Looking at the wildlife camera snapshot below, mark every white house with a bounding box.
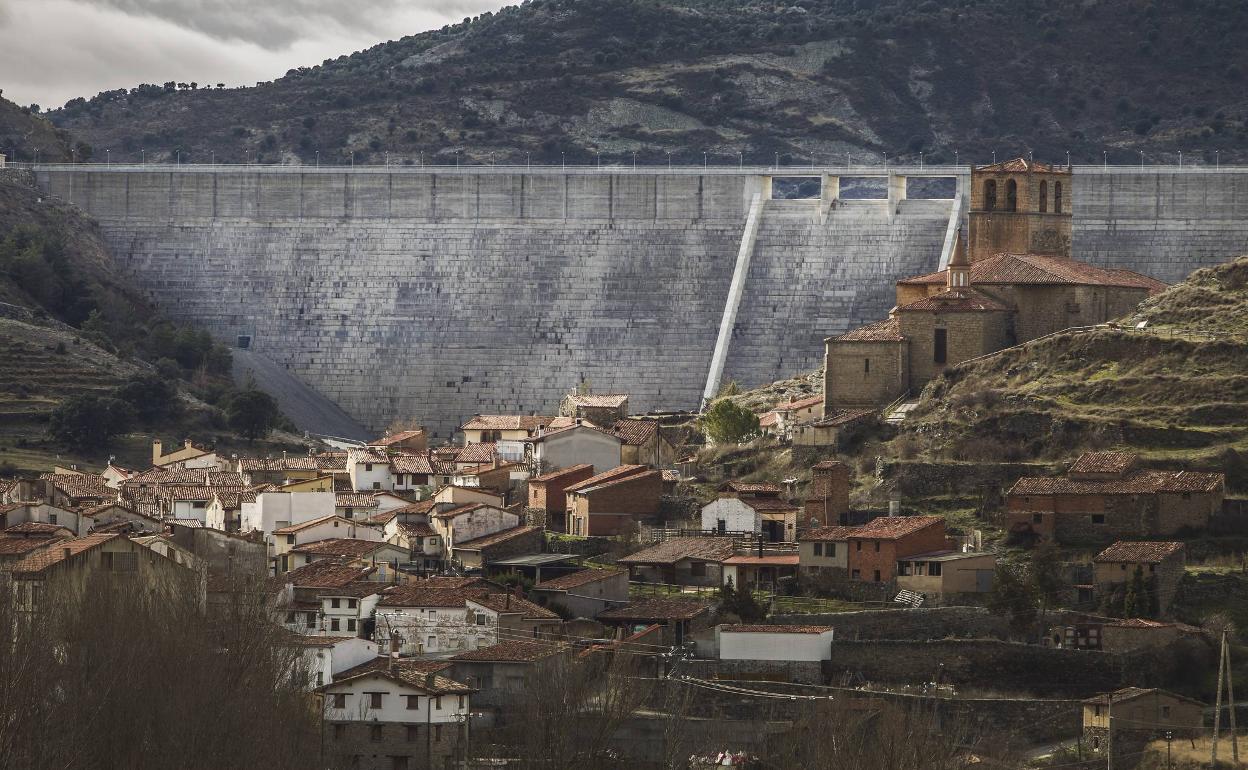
[717,625,835,662]
[288,636,379,690]
[239,491,336,535]
[320,658,473,730]
[429,504,520,553]
[525,424,623,475]
[700,485,801,542]
[347,448,393,492]
[272,515,385,572]
[318,584,385,636]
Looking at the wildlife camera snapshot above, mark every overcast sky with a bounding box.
[0,0,510,109]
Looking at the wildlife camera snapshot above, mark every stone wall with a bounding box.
[769,606,1014,640]
[879,460,1062,499]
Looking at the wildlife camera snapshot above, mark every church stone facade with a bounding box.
[824,159,1167,411]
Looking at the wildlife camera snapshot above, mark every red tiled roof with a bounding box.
[719,481,783,495]
[450,640,564,662]
[453,525,541,551]
[289,538,389,557]
[5,521,71,535]
[896,288,1008,313]
[564,465,652,494]
[238,456,319,472]
[273,515,348,534]
[370,429,426,447]
[617,537,737,566]
[608,420,658,446]
[467,593,560,619]
[899,253,1166,292]
[722,624,833,634]
[774,394,824,412]
[1094,541,1184,564]
[799,526,858,542]
[314,453,348,471]
[347,448,389,465]
[1070,451,1138,475]
[280,559,375,588]
[757,412,780,428]
[0,536,63,556]
[379,585,482,608]
[722,554,799,566]
[454,443,499,465]
[740,497,800,513]
[398,521,436,537]
[10,533,119,574]
[389,454,438,475]
[1009,469,1223,496]
[335,493,379,509]
[599,598,711,622]
[327,658,472,695]
[851,515,944,540]
[566,394,628,408]
[529,464,595,484]
[534,568,626,591]
[831,317,906,343]
[460,415,552,432]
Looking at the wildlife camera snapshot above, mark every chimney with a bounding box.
[152,439,163,464]
[184,438,193,449]
[888,499,900,517]
[424,672,436,690]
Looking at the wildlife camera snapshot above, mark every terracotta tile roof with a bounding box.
[273,515,347,534]
[566,394,628,408]
[370,429,426,447]
[617,537,738,566]
[830,317,905,343]
[398,521,436,537]
[468,592,559,619]
[280,559,375,588]
[279,633,363,648]
[757,412,780,428]
[722,554,799,566]
[608,420,658,446]
[525,422,621,444]
[164,485,245,501]
[739,497,800,513]
[530,464,594,484]
[534,568,626,591]
[335,493,379,509]
[212,490,256,509]
[1094,541,1184,564]
[722,624,833,634]
[328,658,473,695]
[389,454,442,476]
[720,481,783,495]
[430,502,488,520]
[1009,469,1223,496]
[10,533,120,575]
[5,521,71,535]
[974,158,1067,174]
[599,598,711,622]
[453,525,541,551]
[799,526,859,542]
[290,538,389,557]
[318,580,385,598]
[661,470,682,483]
[565,465,656,495]
[378,585,482,608]
[347,448,389,465]
[851,515,944,540]
[0,536,63,556]
[895,288,1008,313]
[460,415,552,432]
[417,576,501,590]
[237,457,319,472]
[314,453,348,471]
[450,640,564,662]
[774,394,823,412]
[45,474,114,501]
[1070,452,1138,475]
[455,443,499,465]
[899,253,1166,292]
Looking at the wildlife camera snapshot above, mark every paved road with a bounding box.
[231,349,369,441]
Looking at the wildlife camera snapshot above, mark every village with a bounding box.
[1,160,1245,769]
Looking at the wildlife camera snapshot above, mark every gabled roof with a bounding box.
[1082,687,1204,707]
[608,420,659,446]
[238,456,319,472]
[773,394,823,412]
[564,465,654,495]
[370,429,425,447]
[617,537,737,566]
[379,585,482,608]
[289,538,392,557]
[326,658,473,695]
[272,515,354,535]
[899,253,1166,292]
[895,288,1008,313]
[318,580,385,599]
[718,481,783,495]
[452,525,541,552]
[335,493,380,509]
[1009,469,1224,496]
[454,443,499,465]
[280,559,375,589]
[1069,451,1138,475]
[0,536,64,557]
[798,525,859,542]
[739,497,800,513]
[460,415,553,432]
[10,533,120,575]
[467,593,560,620]
[430,502,491,521]
[529,464,595,484]
[525,422,622,445]
[850,515,944,541]
[599,598,711,622]
[390,454,440,475]
[974,158,1068,174]
[5,521,72,535]
[534,568,627,591]
[42,474,114,501]
[565,394,628,408]
[1094,541,1184,564]
[450,640,565,663]
[830,317,905,343]
[347,448,389,465]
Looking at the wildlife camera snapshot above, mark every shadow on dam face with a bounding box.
[30,166,1248,437]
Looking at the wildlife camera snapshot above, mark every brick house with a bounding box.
[526,464,595,532]
[824,159,1166,412]
[797,525,856,579]
[845,515,947,583]
[616,537,738,587]
[1093,540,1186,614]
[451,525,544,570]
[802,461,850,530]
[1082,687,1204,752]
[1006,452,1224,545]
[564,465,663,537]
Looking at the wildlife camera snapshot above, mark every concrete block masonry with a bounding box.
[30,167,1248,437]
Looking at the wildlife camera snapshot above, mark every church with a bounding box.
[823,159,1167,411]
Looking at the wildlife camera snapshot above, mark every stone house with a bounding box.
[616,536,738,587]
[609,419,676,467]
[757,394,824,439]
[598,598,712,647]
[525,423,624,476]
[1081,687,1205,751]
[0,524,73,567]
[319,658,473,770]
[895,551,996,599]
[564,465,663,537]
[559,392,629,425]
[374,585,558,655]
[451,525,544,570]
[1006,452,1224,545]
[526,464,595,532]
[531,568,630,619]
[288,539,411,580]
[846,515,947,584]
[824,159,1166,413]
[1093,540,1186,614]
[802,461,850,530]
[275,561,377,633]
[791,408,876,449]
[701,482,799,542]
[450,460,517,495]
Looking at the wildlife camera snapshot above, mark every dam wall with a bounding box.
[30,166,1248,437]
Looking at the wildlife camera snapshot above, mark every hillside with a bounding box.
[0,96,72,162]
[895,256,1248,490]
[48,0,1248,167]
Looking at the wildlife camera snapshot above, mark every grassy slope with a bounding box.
[47,0,1248,167]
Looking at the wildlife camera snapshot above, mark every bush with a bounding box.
[114,373,180,423]
[223,388,281,440]
[700,398,759,445]
[48,395,135,449]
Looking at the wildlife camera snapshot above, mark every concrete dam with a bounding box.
[31,166,1248,438]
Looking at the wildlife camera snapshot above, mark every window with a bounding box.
[237,335,252,349]
[370,724,383,742]
[716,519,726,534]
[873,570,881,582]
[1039,180,1048,213]
[372,482,381,490]
[331,619,340,632]
[826,543,836,557]
[306,612,316,626]
[864,358,870,375]
[435,696,442,710]
[855,541,862,552]
[1033,514,1043,524]
[851,569,861,579]
[332,598,341,609]
[49,514,58,525]
[933,328,948,364]
[406,695,421,710]
[333,723,345,741]
[814,543,823,557]
[1094,705,1102,717]
[434,725,443,742]
[391,757,409,770]
[874,542,880,553]
[475,613,487,626]
[348,619,357,632]
[286,612,297,623]
[406,724,419,741]
[1161,705,1170,718]
[1054,182,1063,213]
[1091,514,1106,525]
[102,552,138,572]
[984,179,997,211]
[929,561,942,577]
[348,598,358,609]
[287,534,295,545]
[192,501,206,509]
[365,463,373,471]
[458,695,465,709]
[1006,179,1018,211]
[369,693,383,709]
[332,693,346,709]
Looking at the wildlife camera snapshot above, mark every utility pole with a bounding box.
[1106,692,1113,770]
[1224,630,1240,763]
[1214,629,1226,766]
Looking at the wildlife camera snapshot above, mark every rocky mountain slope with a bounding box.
[47,0,1248,167]
[0,96,72,163]
[896,256,1248,490]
